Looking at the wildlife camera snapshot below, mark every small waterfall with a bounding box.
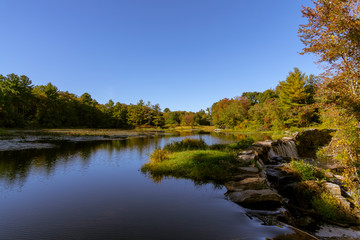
[268,139,298,160]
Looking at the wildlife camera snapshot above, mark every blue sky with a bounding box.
[1,0,319,112]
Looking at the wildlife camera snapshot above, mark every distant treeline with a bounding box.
[211,67,321,130]
[1,68,321,130]
[0,73,210,128]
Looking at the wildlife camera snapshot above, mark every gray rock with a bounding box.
[227,189,283,209]
[232,173,260,181]
[241,150,255,155]
[238,167,259,173]
[237,153,256,163]
[225,178,268,192]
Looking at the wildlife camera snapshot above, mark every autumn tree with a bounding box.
[211,97,250,129]
[299,0,360,118]
[300,0,360,205]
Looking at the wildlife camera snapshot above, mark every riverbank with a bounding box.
[0,127,270,152]
[142,134,360,239]
[0,128,171,151]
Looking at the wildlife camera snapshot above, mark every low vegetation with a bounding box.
[286,159,327,181]
[311,192,347,222]
[142,138,252,183]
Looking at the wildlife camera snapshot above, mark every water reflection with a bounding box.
[0,134,240,189]
[0,133,298,240]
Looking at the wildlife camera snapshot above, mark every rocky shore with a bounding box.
[224,130,360,239]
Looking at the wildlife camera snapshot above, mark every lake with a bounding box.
[0,134,295,240]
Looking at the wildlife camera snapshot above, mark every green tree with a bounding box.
[277,68,309,108]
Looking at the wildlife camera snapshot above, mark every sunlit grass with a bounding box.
[142,150,237,183]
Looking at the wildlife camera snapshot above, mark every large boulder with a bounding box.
[225,177,268,191]
[227,189,283,209]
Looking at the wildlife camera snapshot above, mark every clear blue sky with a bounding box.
[1,0,319,112]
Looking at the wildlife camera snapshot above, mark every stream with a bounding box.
[0,134,300,240]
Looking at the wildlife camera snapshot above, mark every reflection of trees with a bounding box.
[0,133,255,189]
[0,141,110,187]
[0,138,166,188]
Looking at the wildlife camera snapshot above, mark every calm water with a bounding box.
[0,134,293,240]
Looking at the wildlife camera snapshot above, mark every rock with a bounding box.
[241,150,255,155]
[225,178,268,191]
[282,137,294,141]
[295,216,316,228]
[336,195,351,211]
[253,141,272,147]
[334,174,345,181]
[227,189,283,209]
[324,171,334,179]
[302,180,322,193]
[280,181,321,209]
[265,167,301,187]
[323,182,341,196]
[232,173,260,181]
[238,167,259,174]
[256,159,265,168]
[237,153,256,164]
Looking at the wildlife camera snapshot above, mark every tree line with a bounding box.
[0,74,210,128]
[1,68,322,130]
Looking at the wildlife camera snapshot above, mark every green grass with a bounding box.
[163,138,208,152]
[142,138,255,183]
[287,160,326,181]
[209,138,254,151]
[142,150,237,183]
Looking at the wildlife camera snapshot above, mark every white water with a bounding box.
[268,140,298,159]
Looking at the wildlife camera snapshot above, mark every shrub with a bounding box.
[289,160,317,181]
[149,148,169,163]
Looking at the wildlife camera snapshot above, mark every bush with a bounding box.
[149,148,169,163]
[163,138,208,152]
[289,160,317,181]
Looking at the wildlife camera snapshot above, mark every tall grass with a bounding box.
[163,138,208,152]
[149,148,169,163]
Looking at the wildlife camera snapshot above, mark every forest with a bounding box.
[0,67,320,130]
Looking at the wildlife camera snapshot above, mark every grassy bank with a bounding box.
[141,138,254,183]
[142,150,237,183]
